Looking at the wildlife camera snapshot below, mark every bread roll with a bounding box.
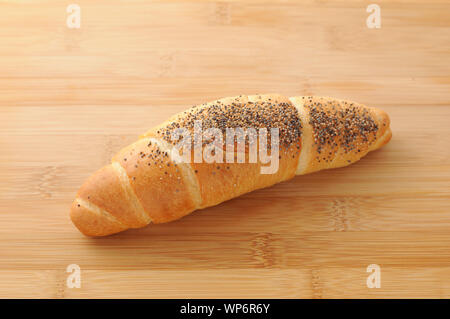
[70,94,391,236]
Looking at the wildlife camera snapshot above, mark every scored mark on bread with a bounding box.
[289,97,311,175]
[111,161,152,224]
[76,198,126,227]
[142,137,203,209]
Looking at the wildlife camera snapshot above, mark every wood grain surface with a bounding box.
[1,0,449,298]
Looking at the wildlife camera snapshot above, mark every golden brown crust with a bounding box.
[112,138,200,223]
[143,94,303,209]
[76,164,149,228]
[70,94,391,236]
[191,142,300,209]
[70,199,127,237]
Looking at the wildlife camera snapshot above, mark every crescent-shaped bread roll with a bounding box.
[70,94,391,236]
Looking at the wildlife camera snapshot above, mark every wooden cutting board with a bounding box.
[1,0,449,298]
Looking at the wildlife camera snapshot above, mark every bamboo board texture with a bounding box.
[1,0,450,299]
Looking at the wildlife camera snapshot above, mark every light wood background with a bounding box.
[0,0,449,299]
